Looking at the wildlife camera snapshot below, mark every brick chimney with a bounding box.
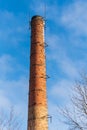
[27,15,48,130]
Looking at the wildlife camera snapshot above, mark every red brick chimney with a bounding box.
[27,15,48,130]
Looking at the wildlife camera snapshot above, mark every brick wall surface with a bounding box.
[27,16,48,130]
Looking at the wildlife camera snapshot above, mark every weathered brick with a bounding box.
[27,16,48,130]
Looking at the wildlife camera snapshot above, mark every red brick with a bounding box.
[27,16,48,130]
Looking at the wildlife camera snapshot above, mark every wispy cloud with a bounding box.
[0,9,29,129]
[0,89,11,109]
[0,55,14,79]
[49,79,73,103]
[0,53,28,124]
[0,54,28,80]
[0,10,28,46]
[61,0,87,36]
[47,34,79,79]
[0,77,28,128]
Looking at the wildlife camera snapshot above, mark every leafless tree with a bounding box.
[59,74,87,130]
[0,107,22,130]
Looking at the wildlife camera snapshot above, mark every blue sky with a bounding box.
[0,0,87,129]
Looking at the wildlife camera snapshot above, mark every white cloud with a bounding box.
[48,100,69,130]
[0,54,28,80]
[59,55,79,79]
[0,77,28,130]
[47,34,79,79]
[50,79,73,101]
[48,79,75,130]
[0,9,29,129]
[0,53,28,124]
[0,90,11,109]
[61,1,87,35]
[0,55,14,79]
[0,55,13,79]
[0,10,28,45]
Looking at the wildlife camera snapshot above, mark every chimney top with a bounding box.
[31,15,44,21]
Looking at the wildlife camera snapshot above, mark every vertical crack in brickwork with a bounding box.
[27,15,48,130]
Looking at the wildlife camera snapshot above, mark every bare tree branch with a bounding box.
[0,107,22,130]
[58,74,87,130]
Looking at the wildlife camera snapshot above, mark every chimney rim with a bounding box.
[31,15,44,21]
